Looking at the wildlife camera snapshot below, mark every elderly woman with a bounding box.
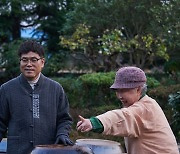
[77,66,179,154]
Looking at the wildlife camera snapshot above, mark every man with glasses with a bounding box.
[0,40,73,154]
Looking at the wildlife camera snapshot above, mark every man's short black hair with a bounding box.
[18,40,45,57]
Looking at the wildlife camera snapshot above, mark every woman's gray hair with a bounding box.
[140,84,147,95]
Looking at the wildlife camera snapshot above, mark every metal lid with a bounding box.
[76,139,120,146]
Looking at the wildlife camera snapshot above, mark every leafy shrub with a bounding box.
[43,52,68,76]
[53,73,166,108]
[146,76,161,88]
[79,72,115,86]
[53,72,119,108]
[53,72,178,109]
[52,77,84,107]
[78,72,119,107]
[164,60,180,74]
[163,60,180,84]
[168,91,180,142]
[148,84,180,110]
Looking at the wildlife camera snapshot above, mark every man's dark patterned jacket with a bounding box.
[0,73,72,154]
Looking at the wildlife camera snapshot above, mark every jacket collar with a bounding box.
[19,73,45,92]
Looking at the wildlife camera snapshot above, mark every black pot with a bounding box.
[31,144,93,154]
[75,139,123,154]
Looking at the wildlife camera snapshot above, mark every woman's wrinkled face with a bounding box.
[115,87,141,107]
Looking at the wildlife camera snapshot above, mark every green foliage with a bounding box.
[43,51,69,76]
[53,72,164,108]
[164,60,180,73]
[0,40,22,81]
[60,0,179,70]
[60,24,92,52]
[0,0,179,74]
[53,72,119,108]
[60,22,169,70]
[79,72,115,86]
[163,60,180,84]
[35,0,73,53]
[140,34,169,61]
[98,31,169,67]
[146,76,161,88]
[43,54,60,76]
[0,0,74,54]
[148,84,180,110]
[98,29,127,55]
[53,77,84,108]
[168,91,180,142]
[150,0,180,51]
[78,72,119,107]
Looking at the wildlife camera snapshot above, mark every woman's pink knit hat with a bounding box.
[110,66,147,89]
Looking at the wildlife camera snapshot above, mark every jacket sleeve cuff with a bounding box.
[90,117,104,133]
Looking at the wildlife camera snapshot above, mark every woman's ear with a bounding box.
[137,86,142,94]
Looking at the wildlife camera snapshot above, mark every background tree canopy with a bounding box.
[0,0,179,78]
[60,0,179,71]
[0,0,179,145]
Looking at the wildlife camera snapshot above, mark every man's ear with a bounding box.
[41,58,45,68]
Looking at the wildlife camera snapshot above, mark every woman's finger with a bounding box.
[78,115,86,122]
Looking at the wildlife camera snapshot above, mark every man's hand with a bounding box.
[55,134,74,146]
[76,115,92,132]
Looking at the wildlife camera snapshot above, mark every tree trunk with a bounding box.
[11,1,21,40]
